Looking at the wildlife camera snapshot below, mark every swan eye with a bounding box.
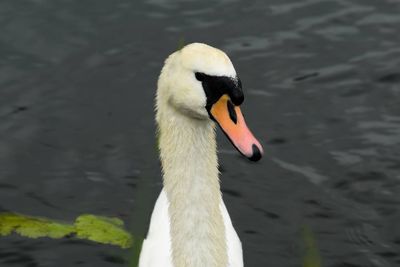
[195,72,206,81]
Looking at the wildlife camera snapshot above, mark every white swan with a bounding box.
[139,43,263,267]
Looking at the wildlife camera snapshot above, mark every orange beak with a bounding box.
[210,95,263,161]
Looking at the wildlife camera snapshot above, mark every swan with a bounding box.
[138,43,263,267]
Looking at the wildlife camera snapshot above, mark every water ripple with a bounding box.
[357,13,400,25]
[272,158,329,185]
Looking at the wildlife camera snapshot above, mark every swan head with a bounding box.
[157,43,263,161]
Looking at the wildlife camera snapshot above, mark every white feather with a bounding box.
[139,43,244,267]
[139,190,243,267]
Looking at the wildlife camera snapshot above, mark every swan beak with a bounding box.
[210,95,263,161]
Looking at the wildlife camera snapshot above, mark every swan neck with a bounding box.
[158,112,228,267]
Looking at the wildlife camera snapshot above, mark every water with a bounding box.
[0,0,399,266]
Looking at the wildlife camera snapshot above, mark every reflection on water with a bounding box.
[272,158,329,185]
[0,0,400,266]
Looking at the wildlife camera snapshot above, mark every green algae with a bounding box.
[75,214,132,249]
[0,213,74,238]
[128,236,144,267]
[301,225,322,267]
[0,212,133,249]
[177,37,186,51]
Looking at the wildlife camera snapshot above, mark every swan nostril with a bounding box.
[249,144,262,162]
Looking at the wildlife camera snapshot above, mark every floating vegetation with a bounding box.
[128,237,144,267]
[177,37,186,50]
[0,213,133,249]
[301,225,322,267]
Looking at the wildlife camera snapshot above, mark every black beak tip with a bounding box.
[248,144,262,162]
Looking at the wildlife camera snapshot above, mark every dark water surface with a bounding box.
[1,0,400,266]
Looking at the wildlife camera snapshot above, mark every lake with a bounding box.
[0,0,400,266]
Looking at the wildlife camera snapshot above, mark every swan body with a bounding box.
[139,43,263,267]
[139,190,243,267]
